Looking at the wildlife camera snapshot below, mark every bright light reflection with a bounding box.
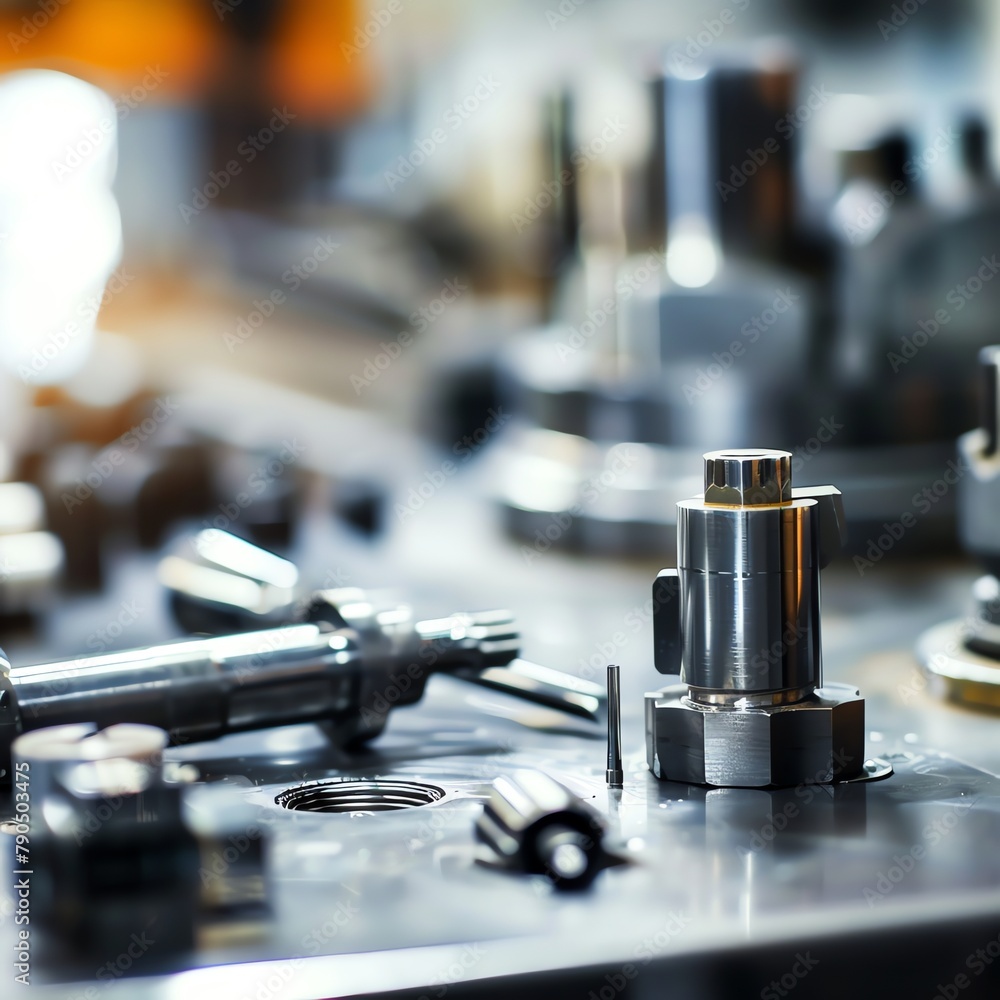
[667,215,719,288]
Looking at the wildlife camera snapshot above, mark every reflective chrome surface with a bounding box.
[4,625,358,772]
[648,448,864,787]
[677,497,819,697]
[703,449,792,507]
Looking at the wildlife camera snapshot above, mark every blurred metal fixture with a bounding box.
[494,425,956,556]
[918,575,1000,710]
[31,425,216,590]
[0,481,45,534]
[160,528,300,634]
[918,346,1000,708]
[12,722,268,966]
[0,480,64,614]
[645,449,866,787]
[958,345,1000,574]
[476,770,608,889]
[494,50,974,558]
[830,119,1000,448]
[12,723,200,964]
[501,47,808,452]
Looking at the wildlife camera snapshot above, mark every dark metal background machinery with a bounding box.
[9,721,268,971]
[919,345,1000,708]
[646,449,867,787]
[488,43,1000,559]
[10,724,199,960]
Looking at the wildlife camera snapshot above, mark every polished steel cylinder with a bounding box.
[677,450,821,702]
[5,624,359,742]
[0,605,529,785]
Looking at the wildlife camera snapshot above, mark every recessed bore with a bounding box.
[275,778,446,814]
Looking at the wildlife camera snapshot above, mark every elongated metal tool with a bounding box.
[0,596,602,784]
[606,664,623,788]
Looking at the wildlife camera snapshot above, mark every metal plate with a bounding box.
[2,495,1000,998]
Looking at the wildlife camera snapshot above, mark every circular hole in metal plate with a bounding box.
[275,778,446,814]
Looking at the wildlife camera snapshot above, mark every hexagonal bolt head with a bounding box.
[704,449,792,507]
[645,682,864,787]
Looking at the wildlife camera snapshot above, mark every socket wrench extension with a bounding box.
[645,449,866,787]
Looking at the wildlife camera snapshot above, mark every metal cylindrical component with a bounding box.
[12,722,202,964]
[647,448,862,787]
[958,345,1000,576]
[475,770,606,889]
[14,722,168,809]
[414,610,520,668]
[677,450,821,702]
[4,624,359,747]
[677,498,820,700]
[0,592,592,784]
[606,664,623,788]
[978,344,999,458]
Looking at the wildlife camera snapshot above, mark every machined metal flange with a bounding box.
[645,681,865,787]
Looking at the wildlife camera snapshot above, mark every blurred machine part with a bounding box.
[22,391,217,591]
[0,481,64,618]
[828,111,1000,447]
[918,345,1000,708]
[0,522,64,617]
[957,344,1000,574]
[645,449,871,787]
[12,721,268,972]
[492,48,816,556]
[12,723,200,967]
[490,45,1000,557]
[475,769,609,890]
[161,528,301,635]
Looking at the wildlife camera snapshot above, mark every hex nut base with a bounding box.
[645,682,865,788]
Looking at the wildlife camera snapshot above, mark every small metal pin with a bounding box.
[606,664,623,789]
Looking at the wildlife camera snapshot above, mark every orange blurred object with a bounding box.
[0,0,374,120]
[0,0,216,95]
[267,0,373,122]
